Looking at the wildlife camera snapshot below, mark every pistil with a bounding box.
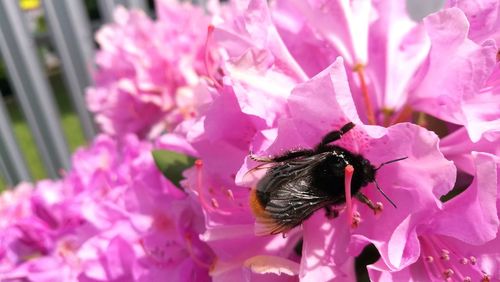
[204,25,222,88]
[353,64,376,125]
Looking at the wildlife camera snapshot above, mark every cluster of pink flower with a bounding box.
[1,135,214,281]
[86,0,211,139]
[2,0,499,281]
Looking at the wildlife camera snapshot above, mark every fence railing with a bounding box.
[0,0,159,188]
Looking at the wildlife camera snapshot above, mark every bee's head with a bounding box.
[358,157,376,186]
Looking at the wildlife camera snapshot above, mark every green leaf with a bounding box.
[152,149,196,189]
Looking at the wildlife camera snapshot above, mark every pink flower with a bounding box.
[271,0,431,125]
[447,0,500,43]
[179,85,300,280]
[440,127,500,174]
[0,134,214,281]
[368,152,499,281]
[87,1,211,139]
[239,60,456,280]
[208,0,308,127]
[273,1,500,143]
[70,135,214,281]
[411,8,499,142]
[0,180,90,281]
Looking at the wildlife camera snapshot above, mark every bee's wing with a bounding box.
[251,154,334,235]
[241,162,274,185]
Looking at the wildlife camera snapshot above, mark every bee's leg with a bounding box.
[324,206,339,219]
[317,122,355,148]
[250,149,315,163]
[356,193,383,214]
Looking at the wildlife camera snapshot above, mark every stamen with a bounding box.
[374,202,383,214]
[211,198,219,208]
[381,108,394,127]
[416,111,428,127]
[194,160,231,215]
[390,104,414,125]
[344,165,354,227]
[420,236,492,282]
[204,25,222,88]
[351,211,361,228]
[353,64,376,125]
[225,189,234,200]
[420,236,449,280]
[469,256,477,265]
[425,256,434,263]
[440,249,450,261]
[443,268,454,279]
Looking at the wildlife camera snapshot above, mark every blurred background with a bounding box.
[0,0,167,190]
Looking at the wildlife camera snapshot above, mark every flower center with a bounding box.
[420,235,491,282]
[192,160,245,216]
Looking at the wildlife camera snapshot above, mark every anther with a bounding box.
[463,277,471,282]
[211,198,219,208]
[351,211,361,228]
[374,202,383,214]
[440,249,450,261]
[424,256,434,263]
[459,258,469,265]
[225,189,234,200]
[469,256,477,265]
[442,268,454,279]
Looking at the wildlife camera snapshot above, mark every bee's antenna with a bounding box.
[373,157,406,208]
[374,179,397,208]
[375,157,408,171]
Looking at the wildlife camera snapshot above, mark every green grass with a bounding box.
[0,72,87,190]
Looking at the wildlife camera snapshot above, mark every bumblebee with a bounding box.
[249,122,405,235]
